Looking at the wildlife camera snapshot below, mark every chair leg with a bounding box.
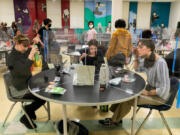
[21,103,36,130]
[43,102,50,120]
[47,102,50,120]
[131,107,141,120]
[2,102,17,127]
[135,109,152,135]
[159,111,172,135]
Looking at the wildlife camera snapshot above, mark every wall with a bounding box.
[46,0,62,28]
[137,2,151,29]
[0,0,15,26]
[169,1,180,30]
[123,1,129,28]
[70,0,84,29]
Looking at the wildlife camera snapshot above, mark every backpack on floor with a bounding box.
[56,120,89,135]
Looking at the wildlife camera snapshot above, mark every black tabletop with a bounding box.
[28,69,146,106]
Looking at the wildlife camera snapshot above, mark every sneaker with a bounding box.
[99,118,122,126]
[20,115,37,129]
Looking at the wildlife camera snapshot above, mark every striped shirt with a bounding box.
[143,57,170,100]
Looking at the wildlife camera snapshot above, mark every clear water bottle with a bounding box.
[99,64,109,91]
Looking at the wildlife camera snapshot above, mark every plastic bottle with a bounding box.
[33,45,41,67]
[99,63,109,91]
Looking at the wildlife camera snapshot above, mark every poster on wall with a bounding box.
[36,0,47,25]
[14,0,33,33]
[13,0,47,40]
[128,2,137,33]
[151,2,171,28]
[61,0,70,29]
[84,0,112,32]
[128,2,137,44]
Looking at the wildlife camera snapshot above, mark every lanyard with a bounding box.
[43,30,46,61]
[173,37,180,109]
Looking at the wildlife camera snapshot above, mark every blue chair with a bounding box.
[135,77,179,135]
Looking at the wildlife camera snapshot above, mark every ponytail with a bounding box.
[144,52,156,68]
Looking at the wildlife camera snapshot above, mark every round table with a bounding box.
[28,68,146,135]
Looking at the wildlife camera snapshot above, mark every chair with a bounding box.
[2,72,51,128]
[135,77,179,135]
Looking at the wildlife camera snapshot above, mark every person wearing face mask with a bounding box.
[87,21,97,42]
[38,18,52,71]
[38,18,52,42]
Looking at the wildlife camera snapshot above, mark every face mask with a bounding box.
[89,25,93,28]
[48,24,52,28]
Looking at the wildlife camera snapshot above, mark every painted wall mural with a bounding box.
[128,2,138,44]
[14,0,32,33]
[84,0,112,32]
[128,2,137,30]
[151,2,171,28]
[61,0,70,29]
[13,0,46,40]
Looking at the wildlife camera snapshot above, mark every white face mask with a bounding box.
[89,25,93,28]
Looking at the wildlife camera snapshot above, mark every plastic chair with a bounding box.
[2,72,51,128]
[135,77,179,135]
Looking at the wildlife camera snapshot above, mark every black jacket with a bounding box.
[80,49,104,71]
[7,47,33,90]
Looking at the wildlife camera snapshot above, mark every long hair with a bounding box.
[139,39,156,68]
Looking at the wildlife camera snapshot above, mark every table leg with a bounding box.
[62,104,68,135]
[131,97,137,135]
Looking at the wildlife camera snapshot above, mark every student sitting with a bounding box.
[99,39,170,126]
[7,35,46,129]
[79,39,104,72]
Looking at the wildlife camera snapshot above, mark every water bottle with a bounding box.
[99,64,109,91]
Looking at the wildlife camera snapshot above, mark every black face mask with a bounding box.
[48,24,51,28]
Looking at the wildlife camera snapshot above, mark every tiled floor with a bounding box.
[1,46,180,135]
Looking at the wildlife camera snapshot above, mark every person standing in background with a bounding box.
[87,21,97,42]
[38,18,52,71]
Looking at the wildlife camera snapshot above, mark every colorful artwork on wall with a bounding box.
[13,0,46,40]
[14,0,32,33]
[84,0,112,32]
[151,2,171,28]
[128,2,137,30]
[61,0,70,29]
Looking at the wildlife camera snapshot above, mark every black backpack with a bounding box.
[56,120,89,135]
[108,53,126,67]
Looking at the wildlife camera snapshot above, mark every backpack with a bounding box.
[108,52,126,67]
[56,120,89,135]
